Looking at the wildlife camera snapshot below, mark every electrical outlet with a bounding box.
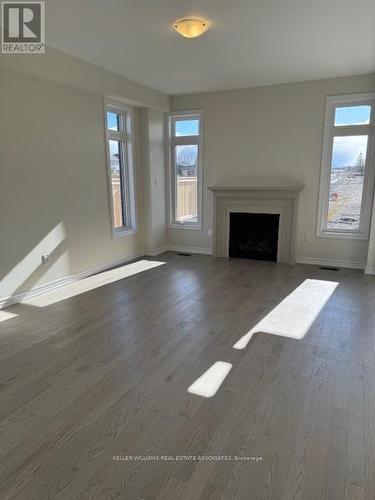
[304,234,312,242]
[41,254,50,266]
[207,228,212,237]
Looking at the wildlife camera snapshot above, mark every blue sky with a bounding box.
[332,105,370,168]
[175,119,199,136]
[332,135,368,168]
[107,112,119,130]
[334,105,370,126]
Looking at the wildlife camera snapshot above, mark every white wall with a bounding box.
[169,73,375,266]
[0,50,169,303]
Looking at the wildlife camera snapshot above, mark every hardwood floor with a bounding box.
[0,252,374,499]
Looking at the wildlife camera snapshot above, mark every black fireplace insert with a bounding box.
[229,212,279,261]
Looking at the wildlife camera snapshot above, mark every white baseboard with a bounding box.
[0,245,213,309]
[3,247,369,309]
[296,256,366,270]
[0,249,144,309]
[166,244,213,255]
[143,246,168,257]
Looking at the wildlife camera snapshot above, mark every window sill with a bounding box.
[167,223,202,231]
[112,227,137,239]
[316,230,368,241]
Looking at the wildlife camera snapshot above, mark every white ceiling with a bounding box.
[45,0,375,95]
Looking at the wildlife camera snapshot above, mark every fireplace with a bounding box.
[229,213,280,261]
[208,185,304,264]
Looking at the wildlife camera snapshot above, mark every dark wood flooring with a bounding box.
[0,252,375,499]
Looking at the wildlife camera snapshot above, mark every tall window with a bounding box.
[105,101,136,237]
[317,94,375,239]
[168,111,203,228]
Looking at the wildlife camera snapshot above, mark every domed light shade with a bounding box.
[173,19,208,38]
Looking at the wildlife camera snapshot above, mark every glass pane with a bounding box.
[175,119,199,136]
[334,105,371,126]
[107,111,121,131]
[175,145,198,223]
[109,140,125,228]
[327,135,368,231]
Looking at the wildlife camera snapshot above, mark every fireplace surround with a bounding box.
[208,185,304,264]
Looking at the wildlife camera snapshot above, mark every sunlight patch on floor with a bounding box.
[0,310,18,323]
[22,260,165,307]
[188,361,232,398]
[233,279,339,349]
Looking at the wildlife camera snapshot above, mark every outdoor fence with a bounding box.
[176,177,198,221]
[111,176,123,227]
[111,175,198,226]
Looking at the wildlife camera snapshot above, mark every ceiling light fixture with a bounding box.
[173,19,208,38]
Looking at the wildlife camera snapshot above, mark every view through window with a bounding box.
[108,138,125,228]
[105,103,135,235]
[318,95,375,238]
[169,112,202,227]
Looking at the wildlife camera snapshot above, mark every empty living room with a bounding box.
[1,1,375,498]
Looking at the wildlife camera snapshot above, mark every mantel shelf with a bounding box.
[208,185,304,193]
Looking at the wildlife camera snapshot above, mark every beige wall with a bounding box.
[0,63,167,302]
[1,51,374,304]
[169,73,375,266]
[141,108,167,253]
[366,200,375,274]
[0,46,169,111]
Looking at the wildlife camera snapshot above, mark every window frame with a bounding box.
[317,93,375,240]
[167,110,203,230]
[104,99,137,238]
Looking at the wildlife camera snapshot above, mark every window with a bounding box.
[168,111,203,229]
[105,101,136,237]
[317,94,375,239]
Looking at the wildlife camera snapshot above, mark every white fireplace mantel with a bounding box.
[208,185,304,264]
[208,185,304,193]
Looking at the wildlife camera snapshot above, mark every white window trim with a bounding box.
[104,99,137,238]
[317,92,375,240]
[167,110,203,230]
